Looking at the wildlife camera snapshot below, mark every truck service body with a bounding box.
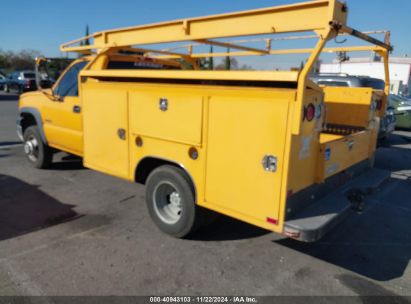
[18,0,393,241]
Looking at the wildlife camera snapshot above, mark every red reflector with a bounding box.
[266,217,278,225]
[287,189,294,198]
[305,103,316,122]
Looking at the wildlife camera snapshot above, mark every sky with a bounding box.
[1,0,410,69]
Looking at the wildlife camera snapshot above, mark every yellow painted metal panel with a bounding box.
[323,87,375,128]
[205,96,289,224]
[81,70,299,83]
[82,86,129,179]
[129,91,203,145]
[286,89,324,194]
[317,131,371,180]
[129,136,205,200]
[320,133,344,143]
[42,96,83,155]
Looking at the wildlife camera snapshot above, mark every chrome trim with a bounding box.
[262,155,278,172]
[159,98,168,112]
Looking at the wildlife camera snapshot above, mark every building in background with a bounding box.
[320,54,411,96]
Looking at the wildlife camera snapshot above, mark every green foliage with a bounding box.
[224,48,231,70]
[209,46,214,70]
[85,25,90,46]
[43,58,73,80]
[198,58,208,69]
[78,25,91,58]
[300,60,305,71]
[0,49,42,74]
[177,59,195,70]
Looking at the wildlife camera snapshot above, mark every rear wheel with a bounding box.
[145,165,203,238]
[23,126,53,169]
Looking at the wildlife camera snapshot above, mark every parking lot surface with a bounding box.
[0,92,411,296]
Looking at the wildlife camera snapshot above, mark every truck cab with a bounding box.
[18,57,90,166]
[18,55,181,167]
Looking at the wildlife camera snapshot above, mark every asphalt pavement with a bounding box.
[0,93,20,146]
[0,92,411,296]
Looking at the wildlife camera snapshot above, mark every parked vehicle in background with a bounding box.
[0,74,6,91]
[311,73,396,140]
[389,95,411,129]
[4,71,37,93]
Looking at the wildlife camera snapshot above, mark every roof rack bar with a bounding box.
[162,30,390,54]
[121,46,190,59]
[338,24,393,51]
[154,45,386,59]
[61,0,346,53]
[194,39,269,54]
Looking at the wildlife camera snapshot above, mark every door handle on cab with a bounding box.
[73,105,81,114]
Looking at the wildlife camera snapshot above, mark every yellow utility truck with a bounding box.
[17,0,393,242]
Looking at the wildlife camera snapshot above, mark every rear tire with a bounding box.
[23,126,53,169]
[145,165,203,238]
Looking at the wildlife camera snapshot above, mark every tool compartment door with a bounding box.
[130,91,203,146]
[205,96,289,224]
[82,85,129,179]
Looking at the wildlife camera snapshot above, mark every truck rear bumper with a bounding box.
[284,167,390,242]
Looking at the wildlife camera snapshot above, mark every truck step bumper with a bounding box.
[284,168,390,242]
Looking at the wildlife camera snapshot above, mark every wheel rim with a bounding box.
[153,181,183,225]
[24,135,39,162]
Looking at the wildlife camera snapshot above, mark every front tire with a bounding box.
[145,165,202,238]
[23,126,53,169]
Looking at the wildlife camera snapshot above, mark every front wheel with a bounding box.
[145,165,202,238]
[23,126,53,169]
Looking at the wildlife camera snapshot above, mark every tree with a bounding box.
[0,49,42,73]
[224,48,231,70]
[85,24,90,46]
[300,60,305,71]
[215,57,244,70]
[208,46,214,70]
[78,25,91,58]
[198,58,208,70]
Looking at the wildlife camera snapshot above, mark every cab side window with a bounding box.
[54,61,88,98]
